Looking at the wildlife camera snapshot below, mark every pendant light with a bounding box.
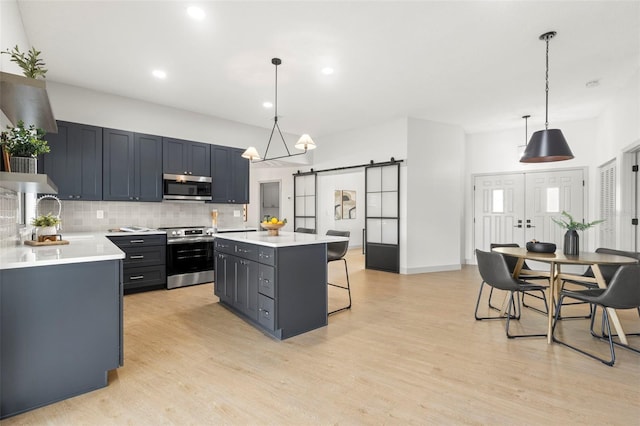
[241,58,316,162]
[520,31,574,163]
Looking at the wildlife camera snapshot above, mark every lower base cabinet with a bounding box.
[0,260,123,419]
[214,238,328,339]
[107,234,166,293]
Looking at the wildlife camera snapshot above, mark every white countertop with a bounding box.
[0,233,126,270]
[214,230,348,248]
[215,226,259,233]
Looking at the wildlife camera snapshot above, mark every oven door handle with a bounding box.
[167,237,215,244]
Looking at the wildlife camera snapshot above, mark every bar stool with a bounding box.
[326,230,351,315]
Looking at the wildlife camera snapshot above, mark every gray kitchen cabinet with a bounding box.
[0,260,122,419]
[163,137,211,177]
[107,234,166,293]
[210,145,249,204]
[214,240,258,320]
[213,238,327,339]
[39,120,103,200]
[103,129,162,201]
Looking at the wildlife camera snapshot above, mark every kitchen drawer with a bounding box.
[214,239,234,255]
[123,245,165,267]
[108,234,166,248]
[258,246,275,266]
[258,264,275,298]
[123,265,166,290]
[234,241,259,262]
[258,294,275,331]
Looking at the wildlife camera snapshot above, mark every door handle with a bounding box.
[525,219,535,228]
[514,220,523,228]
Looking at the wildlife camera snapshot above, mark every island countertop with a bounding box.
[214,230,348,248]
[0,233,126,270]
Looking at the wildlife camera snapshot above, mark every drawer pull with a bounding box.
[129,275,144,280]
[262,279,270,284]
[130,239,145,244]
[130,255,145,259]
[259,308,270,316]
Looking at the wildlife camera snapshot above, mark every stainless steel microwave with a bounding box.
[163,173,212,201]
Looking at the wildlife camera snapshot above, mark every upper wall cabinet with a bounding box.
[211,145,249,204]
[162,138,211,177]
[39,121,102,200]
[103,129,162,202]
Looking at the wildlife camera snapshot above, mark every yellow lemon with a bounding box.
[277,221,283,225]
[271,217,278,224]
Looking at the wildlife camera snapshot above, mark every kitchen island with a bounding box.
[0,234,125,419]
[213,231,348,339]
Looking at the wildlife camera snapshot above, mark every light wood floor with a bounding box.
[5,250,640,425]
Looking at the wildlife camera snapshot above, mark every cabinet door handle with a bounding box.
[130,255,144,259]
[259,308,270,316]
[130,239,145,243]
[129,275,144,280]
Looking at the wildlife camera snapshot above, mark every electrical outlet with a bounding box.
[96,210,104,219]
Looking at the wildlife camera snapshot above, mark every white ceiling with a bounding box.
[15,1,640,137]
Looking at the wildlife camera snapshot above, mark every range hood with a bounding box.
[0,171,58,194]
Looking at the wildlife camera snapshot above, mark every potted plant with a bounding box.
[552,211,604,255]
[1,45,48,79]
[1,120,50,173]
[31,212,61,239]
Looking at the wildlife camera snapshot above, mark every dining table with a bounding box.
[492,247,639,344]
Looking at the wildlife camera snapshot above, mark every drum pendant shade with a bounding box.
[520,129,574,163]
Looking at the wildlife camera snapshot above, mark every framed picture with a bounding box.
[334,190,356,220]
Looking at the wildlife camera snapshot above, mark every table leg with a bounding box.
[547,261,556,344]
[592,264,628,345]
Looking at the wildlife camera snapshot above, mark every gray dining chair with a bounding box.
[558,248,640,320]
[326,230,351,315]
[474,249,548,338]
[490,243,549,315]
[295,227,316,234]
[552,264,640,366]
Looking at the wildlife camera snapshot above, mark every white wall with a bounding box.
[0,0,31,128]
[405,118,465,273]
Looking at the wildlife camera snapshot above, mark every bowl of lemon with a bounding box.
[261,217,287,236]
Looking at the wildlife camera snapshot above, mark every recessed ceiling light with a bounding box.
[187,6,205,21]
[152,69,167,79]
[585,79,600,88]
[321,67,334,75]
[262,101,273,109]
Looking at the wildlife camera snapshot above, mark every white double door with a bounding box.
[474,169,584,252]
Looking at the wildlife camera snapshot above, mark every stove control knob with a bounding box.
[171,231,178,236]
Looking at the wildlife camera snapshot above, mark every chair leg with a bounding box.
[328,258,351,315]
[588,306,640,354]
[505,290,547,339]
[475,282,519,321]
[521,288,549,316]
[555,280,594,320]
[552,296,616,366]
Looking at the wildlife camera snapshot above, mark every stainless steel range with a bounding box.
[159,226,215,289]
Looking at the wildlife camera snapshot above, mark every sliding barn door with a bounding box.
[365,163,400,272]
[293,173,317,232]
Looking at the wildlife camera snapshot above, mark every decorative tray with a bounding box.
[24,239,70,246]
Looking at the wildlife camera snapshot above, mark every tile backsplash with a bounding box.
[35,199,248,233]
[0,189,19,248]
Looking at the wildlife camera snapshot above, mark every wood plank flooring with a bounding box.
[5,250,639,425]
